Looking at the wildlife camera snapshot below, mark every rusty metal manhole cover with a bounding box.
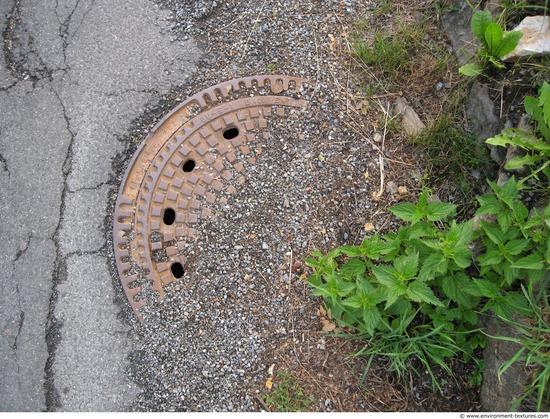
[113,75,310,321]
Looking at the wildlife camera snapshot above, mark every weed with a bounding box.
[266,62,277,73]
[499,0,549,24]
[263,370,315,412]
[351,14,433,94]
[412,112,487,204]
[459,10,523,76]
[307,189,487,390]
[468,359,485,387]
[353,30,410,83]
[486,81,550,187]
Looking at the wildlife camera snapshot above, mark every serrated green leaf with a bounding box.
[418,252,447,282]
[338,246,363,257]
[361,235,394,259]
[477,249,504,266]
[490,296,513,321]
[453,246,473,269]
[307,272,322,287]
[487,128,544,150]
[463,309,478,325]
[340,259,367,277]
[311,284,334,299]
[512,201,529,223]
[476,194,501,215]
[481,221,506,245]
[336,280,356,297]
[464,278,500,298]
[497,211,513,233]
[505,154,540,170]
[453,220,474,245]
[525,87,550,140]
[372,265,398,286]
[499,177,520,207]
[407,221,437,239]
[389,202,418,222]
[511,253,544,269]
[362,306,382,335]
[425,201,456,222]
[490,293,529,320]
[406,280,443,306]
[441,273,476,308]
[506,292,532,316]
[471,10,493,44]
[342,294,363,309]
[459,63,485,77]
[417,189,429,210]
[393,251,419,280]
[383,279,408,310]
[304,257,320,268]
[502,261,520,286]
[504,239,529,256]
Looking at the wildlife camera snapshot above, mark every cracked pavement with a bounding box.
[0,0,201,411]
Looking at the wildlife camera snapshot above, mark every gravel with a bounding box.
[114,0,386,411]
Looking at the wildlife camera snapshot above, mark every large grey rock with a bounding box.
[442,0,482,66]
[503,16,550,62]
[481,314,529,411]
[466,82,503,163]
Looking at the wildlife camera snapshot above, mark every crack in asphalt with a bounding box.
[67,180,112,194]
[43,85,76,412]
[0,151,9,175]
[9,233,33,400]
[11,310,25,351]
[2,0,21,80]
[3,0,77,85]
[13,233,32,262]
[54,0,95,72]
[64,245,108,260]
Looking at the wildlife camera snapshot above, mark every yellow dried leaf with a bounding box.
[364,222,375,232]
[266,378,273,389]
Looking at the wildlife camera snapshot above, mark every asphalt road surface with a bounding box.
[0,0,201,410]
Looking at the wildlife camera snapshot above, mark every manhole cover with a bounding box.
[113,75,310,321]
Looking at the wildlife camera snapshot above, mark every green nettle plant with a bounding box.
[459,9,523,76]
[306,190,485,387]
[474,177,548,318]
[306,185,548,391]
[486,81,550,184]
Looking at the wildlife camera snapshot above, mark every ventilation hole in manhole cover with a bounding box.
[163,208,176,225]
[170,262,185,278]
[222,126,239,140]
[113,75,310,321]
[182,159,196,172]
